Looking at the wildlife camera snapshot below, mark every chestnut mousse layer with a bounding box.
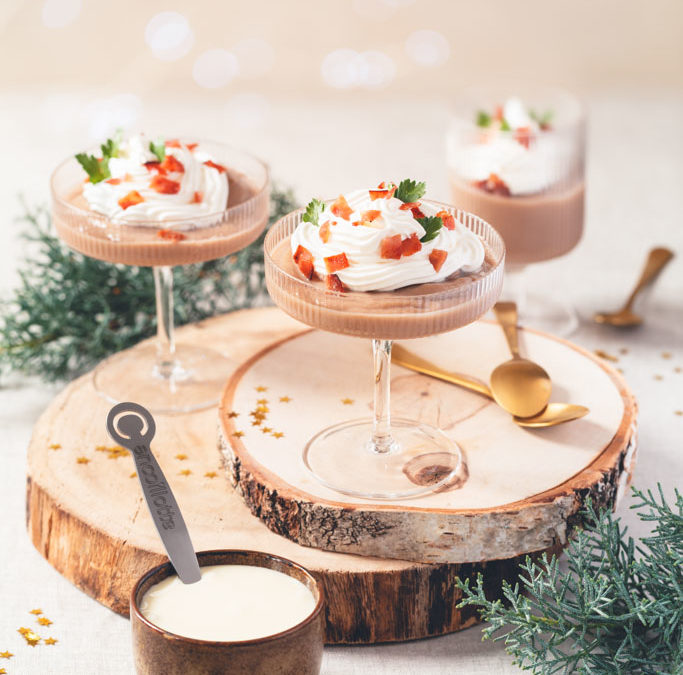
[267,236,502,340]
[54,169,268,267]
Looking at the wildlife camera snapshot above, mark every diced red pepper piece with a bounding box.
[514,126,532,149]
[160,154,185,173]
[429,249,448,273]
[185,142,198,151]
[369,183,397,200]
[494,105,504,122]
[410,205,425,219]
[330,194,353,220]
[150,175,181,194]
[106,177,122,185]
[118,190,144,210]
[165,139,182,148]
[474,173,511,197]
[380,234,403,260]
[204,159,227,174]
[319,220,331,243]
[360,209,381,222]
[144,161,166,174]
[293,245,315,280]
[191,191,203,203]
[352,221,361,226]
[436,210,456,230]
[326,273,347,292]
[324,252,350,273]
[399,201,420,211]
[157,229,187,241]
[539,122,552,132]
[401,233,422,257]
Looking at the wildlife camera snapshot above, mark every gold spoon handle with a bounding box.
[493,302,521,359]
[623,247,674,311]
[391,345,493,399]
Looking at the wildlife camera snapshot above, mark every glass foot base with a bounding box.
[514,293,579,336]
[92,343,234,414]
[303,418,465,500]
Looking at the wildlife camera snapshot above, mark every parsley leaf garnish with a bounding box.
[529,109,554,128]
[75,131,122,184]
[500,118,511,131]
[149,139,166,162]
[418,216,443,243]
[476,110,492,127]
[302,198,326,227]
[394,179,426,204]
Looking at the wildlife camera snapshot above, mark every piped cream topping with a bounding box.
[290,186,485,292]
[81,134,229,226]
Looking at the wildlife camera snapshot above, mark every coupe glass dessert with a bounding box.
[51,134,269,413]
[447,86,585,334]
[265,180,505,499]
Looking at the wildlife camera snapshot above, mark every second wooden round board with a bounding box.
[220,318,637,564]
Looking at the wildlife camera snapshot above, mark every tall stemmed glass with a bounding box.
[265,202,504,500]
[51,142,269,414]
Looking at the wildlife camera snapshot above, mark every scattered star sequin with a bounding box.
[654,374,663,381]
[204,471,218,478]
[179,469,192,477]
[675,410,682,416]
[261,427,273,434]
[130,472,137,479]
[44,637,58,645]
[95,445,128,459]
[227,411,240,418]
[175,453,188,461]
[256,405,269,413]
[232,431,245,438]
[0,667,6,673]
[48,443,61,450]
[255,386,268,392]
[272,431,284,439]
[594,349,618,362]
[37,617,53,627]
[0,651,13,659]
[675,367,681,374]
[29,609,42,615]
[251,419,262,426]
[18,628,40,646]
[256,398,268,405]
[341,398,354,405]
[662,351,672,359]
[279,396,292,403]
[76,457,90,464]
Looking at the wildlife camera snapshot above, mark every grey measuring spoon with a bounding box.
[106,402,202,584]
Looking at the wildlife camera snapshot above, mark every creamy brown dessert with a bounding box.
[448,97,585,267]
[264,180,505,340]
[52,134,269,267]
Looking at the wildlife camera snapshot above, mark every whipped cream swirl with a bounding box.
[291,188,485,292]
[449,97,572,195]
[82,134,229,226]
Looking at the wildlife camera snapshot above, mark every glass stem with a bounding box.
[371,339,395,454]
[153,266,177,379]
[502,264,528,315]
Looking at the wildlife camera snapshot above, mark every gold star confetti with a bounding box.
[48,443,61,450]
[255,385,268,392]
[37,617,53,627]
[175,453,188,461]
[341,398,354,405]
[675,367,681,374]
[256,405,269,413]
[251,419,262,426]
[675,410,682,416]
[279,396,292,403]
[0,667,6,673]
[204,471,218,479]
[232,431,245,438]
[76,457,90,464]
[257,398,268,405]
[179,469,192,477]
[95,445,128,459]
[130,472,137,479]
[29,609,42,615]
[654,374,663,381]
[272,431,284,439]
[44,637,58,645]
[18,628,40,646]
[227,411,239,418]
[261,427,273,434]
[0,651,13,659]
[662,351,672,359]
[249,410,265,419]
[619,347,629,355]
[594,349,618,362]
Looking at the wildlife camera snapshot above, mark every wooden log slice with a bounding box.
[27,307,536,644]
[219,318,637,564]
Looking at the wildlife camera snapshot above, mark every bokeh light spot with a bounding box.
[81,94,143,141]
[405,29,450,67]
[41,0,82,28]
[145,11,194,61]
[321,49,395,89]
[225,93,270,129]
[192,49,239,89]
[232,38,275,78]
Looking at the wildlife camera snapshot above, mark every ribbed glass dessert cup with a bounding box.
[447,84,586,335]
[51,142,269,414]
[265,202,505,500]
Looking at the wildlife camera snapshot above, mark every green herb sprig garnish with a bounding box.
[302,198,326,227]
[417,216,443,243]
[394,179,426,204]
[529,109,554,129]
[476,110,492,128]
[149,139,166,162]
[75,132,122,184]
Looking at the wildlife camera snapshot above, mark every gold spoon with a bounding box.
[593,247,674,327]
[490,302,552,418]
[391,345,588,428]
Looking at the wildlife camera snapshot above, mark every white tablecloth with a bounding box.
[1,91,682,674]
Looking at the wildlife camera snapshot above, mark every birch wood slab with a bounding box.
[27,307,532,644]
[219,319,637,564]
